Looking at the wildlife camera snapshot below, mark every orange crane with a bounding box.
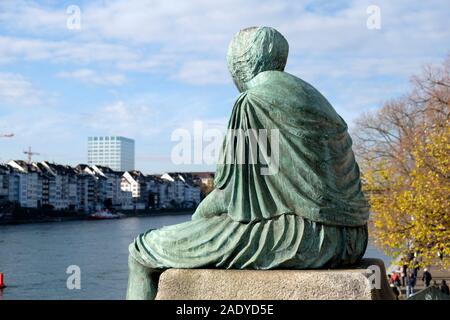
[24,146,40,164]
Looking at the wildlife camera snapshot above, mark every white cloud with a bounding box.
[1,0,449,86]
[81,92,230,138]
[0,36,140,65]
[0,72,45,106]
[82,100,158,137]
[56,69,127,86]
[174,60,230,85]
[0,2,67,34]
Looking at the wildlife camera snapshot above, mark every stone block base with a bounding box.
[155,258,395,300]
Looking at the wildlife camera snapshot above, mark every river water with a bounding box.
[0,214,390,300]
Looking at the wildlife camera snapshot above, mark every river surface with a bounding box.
[0,214,390,300]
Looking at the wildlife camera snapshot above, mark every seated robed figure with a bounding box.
[126,26,370,300]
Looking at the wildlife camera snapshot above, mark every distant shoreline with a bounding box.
[0,209,194,226]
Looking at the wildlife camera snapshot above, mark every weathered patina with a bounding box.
[126,26,370,300]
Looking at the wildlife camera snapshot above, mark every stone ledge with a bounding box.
[155,258,395,300]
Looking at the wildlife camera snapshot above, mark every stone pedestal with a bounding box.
[155,258,395,300]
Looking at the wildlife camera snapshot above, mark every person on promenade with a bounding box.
[389,271,401,299]
[422,268,432,288]
[440,280,449,295]
[390,271,401,287]
[401,262,408,287]
[394,272,401,287]
[390,283,400,300]
[406,271,416,298]
[412,259,420,279]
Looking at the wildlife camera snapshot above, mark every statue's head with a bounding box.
[227,26,289,92]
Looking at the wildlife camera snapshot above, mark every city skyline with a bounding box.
[0,0,449,173]
[0,160,204,212]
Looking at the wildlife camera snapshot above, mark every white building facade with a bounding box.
[87,136,135,171]
[0,161,205,214]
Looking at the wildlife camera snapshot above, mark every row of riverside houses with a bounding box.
[0,160,213,215]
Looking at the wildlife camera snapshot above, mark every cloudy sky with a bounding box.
[0,0,449,173]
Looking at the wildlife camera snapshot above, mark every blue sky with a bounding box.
[0,0,449,173]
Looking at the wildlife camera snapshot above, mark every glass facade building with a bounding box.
[87,136,135,171]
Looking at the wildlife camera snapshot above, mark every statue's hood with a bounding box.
[227,27,289,92]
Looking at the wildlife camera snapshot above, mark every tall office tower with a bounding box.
[87,136,135,171]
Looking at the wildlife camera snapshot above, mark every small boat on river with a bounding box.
[89,210,124,220]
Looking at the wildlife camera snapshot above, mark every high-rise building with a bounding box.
[87,136,135,171]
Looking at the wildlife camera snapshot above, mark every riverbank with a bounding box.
[0,209,194,226]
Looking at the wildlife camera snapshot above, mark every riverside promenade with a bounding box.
[388,262,450,299]
[413,265,450,291]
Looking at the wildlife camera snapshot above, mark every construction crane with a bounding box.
[24,146,40,164]
[0,133,14,138]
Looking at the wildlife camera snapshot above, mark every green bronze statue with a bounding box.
[126,26,370,300]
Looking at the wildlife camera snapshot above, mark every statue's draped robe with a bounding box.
[130,71,369,270]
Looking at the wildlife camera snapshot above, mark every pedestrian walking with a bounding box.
[406,271,415,298]
[422,268,432,288]
[401,262,408,287]
[440,280,450,295]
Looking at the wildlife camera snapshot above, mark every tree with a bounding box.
[353,56,450,268]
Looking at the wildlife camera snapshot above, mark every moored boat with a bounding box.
[89,210,122,220]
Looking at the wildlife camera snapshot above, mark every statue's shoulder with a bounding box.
[245,71,347,128]
[247,71,324,101]
[247,70,297,89]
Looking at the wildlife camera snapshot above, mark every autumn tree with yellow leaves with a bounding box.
[353,56,450,268]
